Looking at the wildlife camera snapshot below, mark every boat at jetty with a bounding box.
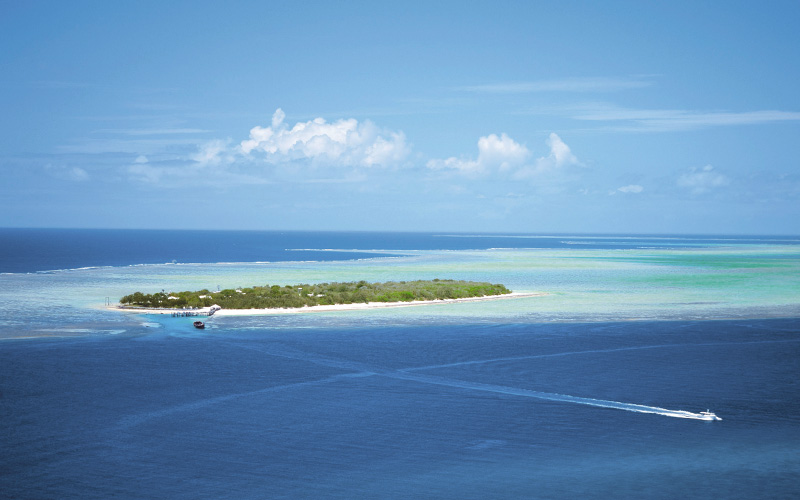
[193,321,205,329]
[699,410,721,421]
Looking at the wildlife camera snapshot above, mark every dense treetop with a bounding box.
[119,279,511,309]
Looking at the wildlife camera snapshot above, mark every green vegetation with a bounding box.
[119,279,511,309]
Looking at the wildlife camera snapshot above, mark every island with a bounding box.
[119,279,513,310]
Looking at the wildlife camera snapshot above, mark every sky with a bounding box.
[1,0,799,234]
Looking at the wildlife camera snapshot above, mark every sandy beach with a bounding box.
[112,291,545,317]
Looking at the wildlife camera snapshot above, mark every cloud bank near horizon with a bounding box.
[193,109,411,169]
[185,110,586,188]
[127,109,745,202]
[51,108,748,204]
[426,132,581,180]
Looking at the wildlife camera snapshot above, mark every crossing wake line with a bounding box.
[227,342,723,421]
[384,371,722,421]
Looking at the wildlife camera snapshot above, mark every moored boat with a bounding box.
[193,321,205,329]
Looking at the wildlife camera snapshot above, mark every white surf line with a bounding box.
[384,371,719,421]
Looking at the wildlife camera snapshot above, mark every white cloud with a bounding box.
[271,108,286,129]
[677,165,729,194]
[428,132,581,181]
[479,133,530,170]
[513,133,581,178]
[121,110,411,186]
[612,184,644,195]
[238,108,409,167]
[545,133,579,167]
[425,156,478,172]
[192,139,235,166]
[427,133,529,174]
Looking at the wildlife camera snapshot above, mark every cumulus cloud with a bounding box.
[123,110,411,186]
[237,108,409,167]
[427,132,579,179]
[479,134,530,170]
[427,133,529,174]
[176,110,588,190]
[544,133,579,167]
[677,165,729,194]
[513,133,581,178]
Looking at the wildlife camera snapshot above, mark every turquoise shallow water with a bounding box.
[1,244,798,339]
[1,232,799,499]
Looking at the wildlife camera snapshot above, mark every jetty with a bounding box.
[169,304,221,317]
[171,310,205,318]
[116,304,222,317]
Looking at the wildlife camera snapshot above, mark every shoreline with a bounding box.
[110,291,546,317]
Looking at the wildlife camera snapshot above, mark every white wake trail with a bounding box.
[228,342,722,421]
[385,371,721,421]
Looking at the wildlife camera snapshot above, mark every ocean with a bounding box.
[1,229,799,499]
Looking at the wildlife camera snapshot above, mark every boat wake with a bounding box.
[243,343,724,422]
[115,372,362,430]
[384,371,721,421]
[146,342,721,424]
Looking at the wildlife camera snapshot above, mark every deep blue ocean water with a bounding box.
[3,228,797,273]
[1,230,799,499]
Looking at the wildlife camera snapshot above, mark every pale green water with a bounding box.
[2,245,798,339]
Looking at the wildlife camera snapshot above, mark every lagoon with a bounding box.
[1,230,799,498]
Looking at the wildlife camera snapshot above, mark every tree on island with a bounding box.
[119,279,511,309]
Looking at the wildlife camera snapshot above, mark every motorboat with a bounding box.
[698,410,721,421]
[193,321,205,329]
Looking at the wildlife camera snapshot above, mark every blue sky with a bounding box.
[2,0,799,234]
